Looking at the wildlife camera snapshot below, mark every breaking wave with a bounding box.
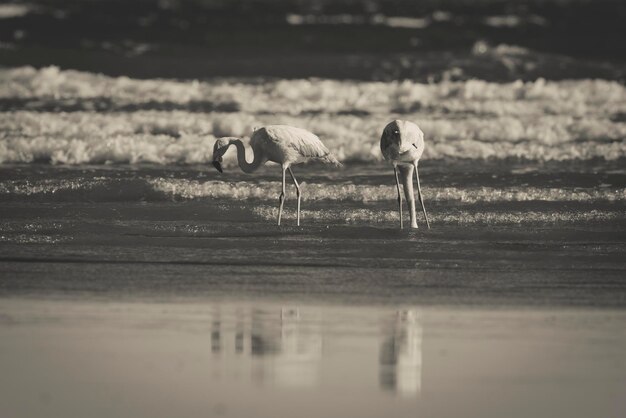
[3,67,624,115]
[1,67,625,164]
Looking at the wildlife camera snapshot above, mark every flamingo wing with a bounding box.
[264,125,331,158]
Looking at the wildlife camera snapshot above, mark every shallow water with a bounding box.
[1,299,625,418]
[2,161,625,417]
[1,162,625,307]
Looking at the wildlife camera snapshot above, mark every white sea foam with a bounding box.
[3,177,623,204]
[0,179,105,195]
[252,206,623,225]
[150,179,625,203]
[1,67,625,164]
[0,221,65,232]
[0,220,69,243]
[0,234,70,244]
[3,67,623,115]
[285,13,431,29]
[0,4,32,19]
[2,110,625,163]
[0,132,217,164]
[484,15,548,28]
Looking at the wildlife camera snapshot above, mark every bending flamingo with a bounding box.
[212,125,340,226]
[380,120,431,229]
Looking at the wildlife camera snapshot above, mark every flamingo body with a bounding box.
[212,124,339,226]
[251,125,337,167]
[380,120,430,229]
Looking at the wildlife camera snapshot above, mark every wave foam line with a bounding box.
[2,66,625,117]
[0,135,219,165]
[2,134,625,164]
[3,178,624,203]
[0,234,70,244]
[150,179,626,203]
[0,179,107,195]
[252,207,624,225]
[2,108,626,163]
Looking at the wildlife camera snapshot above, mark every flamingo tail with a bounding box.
[323,153,342,167]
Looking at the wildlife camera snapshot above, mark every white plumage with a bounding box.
[212,125,340,226]
[380,120,430,229]
[252,125,339,167]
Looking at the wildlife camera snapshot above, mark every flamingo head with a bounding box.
[212,137,232,173]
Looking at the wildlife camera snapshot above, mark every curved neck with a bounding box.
[230,139,264,173]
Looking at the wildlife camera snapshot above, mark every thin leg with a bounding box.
[400,165,417,228]
[414,163,430,229]
[288,167,301,226]
[277,166,287,226]
[394,166,403,229]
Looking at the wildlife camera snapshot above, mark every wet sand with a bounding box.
[1,163,625,417]
[1,298,625,418]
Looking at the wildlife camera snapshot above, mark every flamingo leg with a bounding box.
[414,163,431,229]
[277,166,287,226]
[394,166,403,229]
[288,167,301,226]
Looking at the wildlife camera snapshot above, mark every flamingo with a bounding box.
[380,120,431,229]
[212,125,340,226]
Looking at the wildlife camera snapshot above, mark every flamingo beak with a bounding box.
[212,160,223,173]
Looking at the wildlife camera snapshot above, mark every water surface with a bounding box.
[1,299,625,418]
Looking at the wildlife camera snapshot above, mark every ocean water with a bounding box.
[1,66,626,300]
[3,67,626,164]
[1,67,626,417]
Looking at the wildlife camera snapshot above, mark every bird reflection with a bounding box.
[379,309,423,396]
[209,306,322,388]
[210,314,221,353]
[258,307,322,387]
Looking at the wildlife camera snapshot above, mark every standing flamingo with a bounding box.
[380,120,431,229]
[212,125,340,226]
